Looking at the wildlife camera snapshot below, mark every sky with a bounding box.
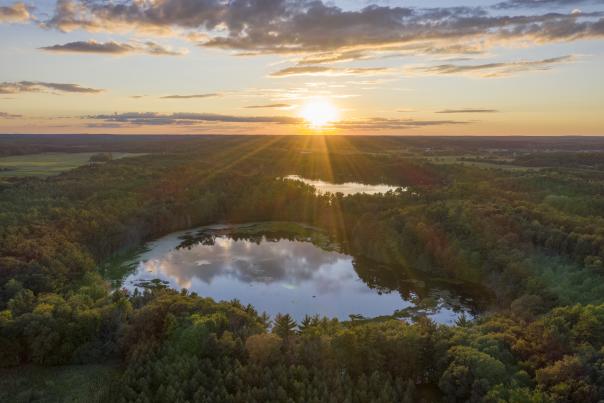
[0,0,603,135]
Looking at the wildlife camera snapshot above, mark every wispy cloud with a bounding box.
[411,56,574,78]
[40,40,186,56]
[270,66,390,77]
[436,109,499,113]
[84,111,469,131]
[160,93,220,99]
[493,0,604,9]
[334,117,470,130]
[0,111,22,118]
[0,2,30,23]
[296,51,372,65]
[245,103,291,109]
[87,112,303,126]
[294,43,487,66]
[0,81,103,94]
[85,122,124,129]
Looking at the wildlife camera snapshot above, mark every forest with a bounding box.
[1,135,604,402]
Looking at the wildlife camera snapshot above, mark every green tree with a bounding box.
[273,313,297,340]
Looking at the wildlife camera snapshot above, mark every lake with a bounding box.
[119,223,484,324]
[283,175,401,196]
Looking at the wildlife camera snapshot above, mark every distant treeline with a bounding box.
[2,134,604,157]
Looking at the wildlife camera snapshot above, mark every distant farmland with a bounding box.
[0,152,144,177]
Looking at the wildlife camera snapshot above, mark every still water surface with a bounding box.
[283,175,401,196]
[122,225,481,324]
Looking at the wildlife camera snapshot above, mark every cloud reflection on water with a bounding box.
[125,232,472,323]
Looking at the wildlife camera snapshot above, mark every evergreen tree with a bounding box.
[273,313,297,340]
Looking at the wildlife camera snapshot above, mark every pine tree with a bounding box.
[298,314,320,334]
[273,313,297,339]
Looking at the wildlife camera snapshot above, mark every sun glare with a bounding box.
[299,99,340,129]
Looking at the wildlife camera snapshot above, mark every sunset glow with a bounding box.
[299,99,340,129]
[0,0,602,135]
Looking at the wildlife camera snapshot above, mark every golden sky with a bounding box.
[0,0,603,135]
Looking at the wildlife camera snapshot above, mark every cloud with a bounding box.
[142,41,188,56]
[333,117,470,130]
[160,93,220,99]
[0,81,103,94]
[40,40,186,56]
[296,51,372,65]
[411,55,574,78]
[494,0,604,10]
[84,111,469,131]
[44,0,604,58]
[294,43,487,66]
[85,122,123,129]
[270,66,390,77]
[0,2,30,23]
[436,109,499,113]
[87,112,303,126]
[245,103,290,109]
[0,111,22,118]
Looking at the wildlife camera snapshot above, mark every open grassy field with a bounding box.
[425,155,541,171]
[0,152,144,177]
[0,364,120,403]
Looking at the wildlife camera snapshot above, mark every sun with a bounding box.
[299,98,340,129]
